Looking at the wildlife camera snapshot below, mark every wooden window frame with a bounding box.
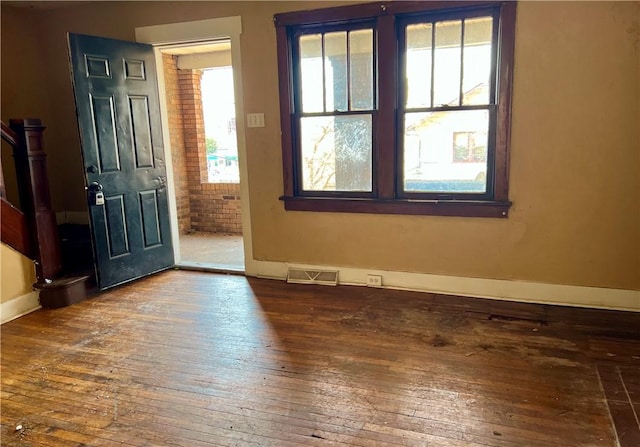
[275,1,516,218]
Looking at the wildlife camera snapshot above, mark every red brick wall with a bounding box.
[162,54,190,233]
[162,55,243,235]
[179,69,208,186]
[195,183,242,234]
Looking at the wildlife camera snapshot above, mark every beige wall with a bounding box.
[1,6,68,211]
[0,7,50,125]
[1,1,638,293]
[1,243,36,303]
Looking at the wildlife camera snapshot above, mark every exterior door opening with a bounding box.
[160,41,244,272]
[68,18,252,287]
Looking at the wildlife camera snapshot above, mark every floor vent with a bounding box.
[286,268,338,286]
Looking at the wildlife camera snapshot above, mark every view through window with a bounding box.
[201,67,239,183]
[402,17,493,194]
[298,29,374,193]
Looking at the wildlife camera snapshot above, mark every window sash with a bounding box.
[398,106,497,200]
[295,112,375,196]
[397,7,499,200]
[292,22,376,197]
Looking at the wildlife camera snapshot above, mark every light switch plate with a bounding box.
[247,113,265,128]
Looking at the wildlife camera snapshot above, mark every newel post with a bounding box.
[10,118,62,282]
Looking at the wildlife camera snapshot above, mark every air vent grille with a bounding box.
[286,268,338,286]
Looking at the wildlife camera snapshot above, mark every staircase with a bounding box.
[1,119,95,308]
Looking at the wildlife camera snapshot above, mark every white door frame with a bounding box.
[135,17,256,276]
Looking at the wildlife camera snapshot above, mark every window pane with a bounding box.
[433,20,462,107]
[324,32,347,112]
[406,23,432,109]
[300,34,324,112]
[349,29,373,110]
[462,17,493,105]
[300,115,372,191]
[403,109,489,193]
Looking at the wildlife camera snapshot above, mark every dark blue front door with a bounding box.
[69,33,174,289]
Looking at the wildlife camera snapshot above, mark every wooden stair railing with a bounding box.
[1,122,33,257]
[1,119,62,282]
[0,122,12,198]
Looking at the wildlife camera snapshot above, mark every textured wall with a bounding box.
[1,1,637,293]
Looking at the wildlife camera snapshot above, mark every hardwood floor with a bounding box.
[1,270,639,446]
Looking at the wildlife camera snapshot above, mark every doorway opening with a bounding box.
[160,41,244,272]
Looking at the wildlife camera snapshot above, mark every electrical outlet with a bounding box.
[367,274,382,288]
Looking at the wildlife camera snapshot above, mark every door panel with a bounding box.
[69,33,174,289]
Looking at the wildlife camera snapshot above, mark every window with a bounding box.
[275,1,516,217]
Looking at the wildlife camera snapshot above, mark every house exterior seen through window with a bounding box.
[275,1,516,217]
[402,17,492,194]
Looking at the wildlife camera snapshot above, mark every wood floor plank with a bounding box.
[2,271,637,446]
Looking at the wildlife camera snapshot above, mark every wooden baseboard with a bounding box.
[254,260,640,312]
[1,291,40,324]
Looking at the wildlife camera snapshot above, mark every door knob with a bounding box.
[87,181,104,206]
[86,165,98,173]
[88,181,103,192]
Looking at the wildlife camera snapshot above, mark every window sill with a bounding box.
[280,196,511,218]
